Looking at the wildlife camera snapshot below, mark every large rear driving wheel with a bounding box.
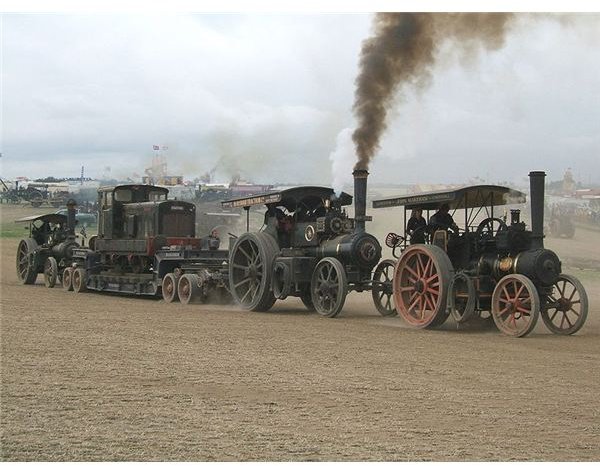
[16,239,39,285]
[492,274,540,337]
[541,274,588,335]
[392,244,453,328]
[229,232,278,311]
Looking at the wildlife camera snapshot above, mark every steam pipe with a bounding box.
[529,171,546,249]
[353,169,369,233]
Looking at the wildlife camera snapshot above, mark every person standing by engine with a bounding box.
[430,203,459,234]
[407,208,427,244]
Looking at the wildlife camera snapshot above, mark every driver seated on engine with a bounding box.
[269,207,293,248]
[407,208,427,244]
[47,222,67,245]
[429,204,459,235]
[206,229,221,250]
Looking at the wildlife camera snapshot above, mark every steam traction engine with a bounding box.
[61,184,229,304]
[221,170,388,317]
[372,171,588,337]
[15,201,81,288]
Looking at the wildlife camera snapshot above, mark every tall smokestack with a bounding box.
[353,169,369,233]
[529,171,546,249]
[66,198,77,235]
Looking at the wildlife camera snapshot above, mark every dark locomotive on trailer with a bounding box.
[56,184,229,303]
[372,171,588,337]
[221,169,390,317]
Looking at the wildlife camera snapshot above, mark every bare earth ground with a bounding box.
[1,204,599,460]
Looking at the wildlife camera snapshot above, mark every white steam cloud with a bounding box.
[329,128,355,194]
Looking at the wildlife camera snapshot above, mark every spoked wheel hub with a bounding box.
[413,279,426,294]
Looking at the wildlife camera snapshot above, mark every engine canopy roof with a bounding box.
[372,185,526,211]
[221,186,352,211]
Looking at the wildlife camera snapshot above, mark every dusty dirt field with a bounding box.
[1,203,599,460]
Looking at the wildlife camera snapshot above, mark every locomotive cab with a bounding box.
[97,185,170,239]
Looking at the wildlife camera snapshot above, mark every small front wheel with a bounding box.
[62,267,74,291]
[541,274,588,335]
[492,274,540,337]
[43,257,58,288]
[311,257,348,318]
[372,259,397,316]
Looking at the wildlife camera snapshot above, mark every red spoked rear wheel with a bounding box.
[392,245,453,328]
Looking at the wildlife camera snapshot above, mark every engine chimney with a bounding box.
[352,169,369,233]
[529,171,546,249]
[66,198,77,235]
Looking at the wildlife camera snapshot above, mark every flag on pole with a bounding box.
[153,145,160,150]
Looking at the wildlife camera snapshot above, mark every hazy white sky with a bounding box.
[1,13,599,186]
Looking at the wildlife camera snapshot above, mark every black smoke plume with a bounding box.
[352,13,515,170]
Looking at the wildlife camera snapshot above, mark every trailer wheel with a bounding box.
[178,274,205,305]
[372,259,397,317]
[16,239,39,285]
[311,257,348,318]
[541,274,588,335]
[62,267,74,291]
[72,268,87,293]
[43,257,58,288]
[492,274,540,337]
[162,273,179,303]
[229,232,278,312]
[448,272,476,323]
[393,244,453,328]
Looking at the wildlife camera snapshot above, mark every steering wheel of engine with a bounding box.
[476,217,508,240]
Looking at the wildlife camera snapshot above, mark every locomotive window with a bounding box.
[149,190,167,201]
[114,189,132,202]
[103,192,112,207]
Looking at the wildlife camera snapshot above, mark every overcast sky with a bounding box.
[1,13,599,186]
